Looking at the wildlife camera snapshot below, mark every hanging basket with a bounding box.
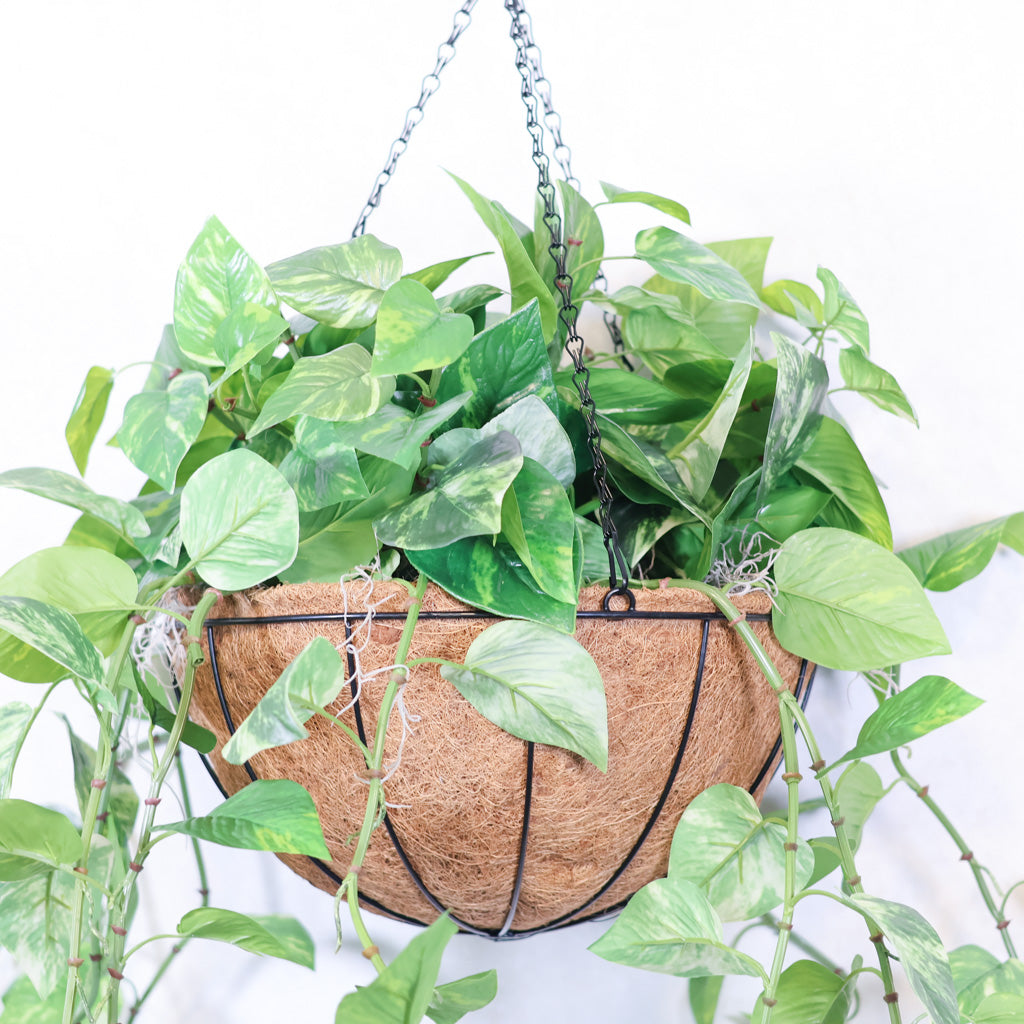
[184,580,813,939]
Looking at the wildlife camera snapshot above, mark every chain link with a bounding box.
[504,0,632,599]
[503,8,631,368]
[350,0,478,238]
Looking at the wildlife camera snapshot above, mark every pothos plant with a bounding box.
[0,173,1020,1024]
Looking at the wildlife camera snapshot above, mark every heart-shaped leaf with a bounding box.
[174,216,278,366]
[177,908,315,968]
[668,784,814,921]
[589,877,764,978]
[267,234,402,329]
[222,638,346,764]
[156,779,328,856]
[0,800,82,880]
[635,227,760,307]
[180,449,299,590]
[441,619,608,770]
[65,365,113,475]
[773,528,949,670]
[118,371,208,490]
[371,279,475,376]
[374,432,523,550]
[249,344,394,435]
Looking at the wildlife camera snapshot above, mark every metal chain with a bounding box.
[505,0,632,599]
[350,0,478,238]
[504,6,631,367]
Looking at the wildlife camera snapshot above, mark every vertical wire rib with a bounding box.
[338,616,492,937]
[498,741,535,936]
[517,615,712,935]
[747,659,815,795]
[206,624,257,783]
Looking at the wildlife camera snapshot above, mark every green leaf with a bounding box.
[750,959,853,1024]
[898,514,1023,591]
[0,546,137,684]
[0,799,82,880]
[501,459,577,604]
[599,182,691,224]
[325,394,470,472]
[659,237,773,357]
[973,993,1024,1022]
[773,528,950,670]
[223,638,345,763]
[156,779,329,857]
[635,228,760,307]
[852,895,959,1024]
[949,945,1001,998]
[757,333,828,502]
[0,468,149,539]
[834,762,884,854]
[0,704,31,799]
[404,252,490,291]
[174,215,278,366]
[795,417,892,548]
[214,302,291,380]
[838,346,917,425]
[477,394,575,487]
[267,234,402,330]
[0,975,65,1024]
[818,267,869,352]
[668,784,814,921]
[448,173,558,340]
[834,675,982,766]
[746,487,832,543]
[535,183,604,296]
[118,371,208,490]
[440,619,607,769]
[335,915,457,1024]
[426,971,498,1024]
[177,908,315,968]
[559,366,701,426]
[433,302,558,429]
[594,414,707,524]
[761,279,824,325]
[374,432,522,550]
[249,344,395,436]
[407,536,578,633]
[588,877,764,979]
[180,449,299,590]
[666,337,753,501]
[65,366,114,475]
[371,279,475,376]
[279,419,369,512]
[0,596,104,691]
[688,976,724,1024]
[959,960,1024,1014]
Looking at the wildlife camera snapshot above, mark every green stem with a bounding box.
[61,621,138,1024]
[0,679,60,798]
[103,590,219,1024]
[340,573,430,973]
[649,579,904,1022]
[889,749,1017,957]
[306,706,371,761]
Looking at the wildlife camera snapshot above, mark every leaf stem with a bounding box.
[61,620,138,1024]
[102,589,219,1024]
[654,579,904,1022]
[889,748,1017,958]
[0,679,60,798]
[339,572,430,973]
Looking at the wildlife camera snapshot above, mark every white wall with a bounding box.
[1,2,1022,1021]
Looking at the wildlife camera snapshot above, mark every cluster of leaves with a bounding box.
[0,173,1022,1024]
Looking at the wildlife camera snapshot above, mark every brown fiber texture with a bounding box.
[185,582,809,934]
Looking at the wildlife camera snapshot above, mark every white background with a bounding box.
[1,2,1023,1021]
